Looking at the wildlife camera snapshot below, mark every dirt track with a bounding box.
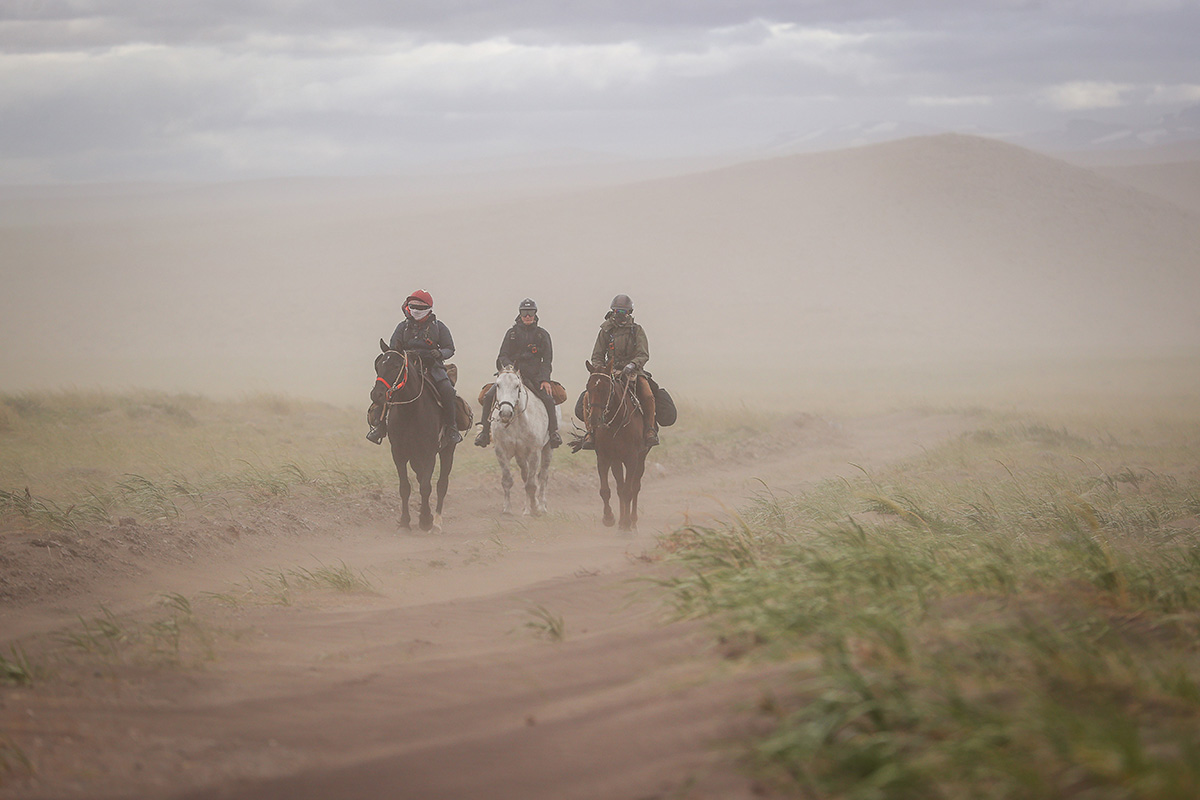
[0,411,974,799]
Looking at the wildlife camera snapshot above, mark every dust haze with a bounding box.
[2,134,1199,413]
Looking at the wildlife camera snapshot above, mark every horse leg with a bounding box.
[612,460,631,531]
[415,463,435,532]
[498,454,514,515]
[433,447,454,534]
[627,453,646,532]
[396,462,412,530]
[536,443,552,515]
[597,452,615,527]
[517,452,540,516]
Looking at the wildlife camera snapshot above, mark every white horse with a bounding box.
[491,366,554,516]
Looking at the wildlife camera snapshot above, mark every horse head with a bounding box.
[584,368,616,430]
[493,365,523,425]
[375,338,410,394]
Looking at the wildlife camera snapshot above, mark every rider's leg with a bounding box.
[365,382,388,444]
[531,384,562,448]
[575,389,594,450]
[475,383,496,447]
[436,376,463,445]
[637,376,658,447]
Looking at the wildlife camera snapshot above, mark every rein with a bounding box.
[380,350,428,406]
[587,372,637,431]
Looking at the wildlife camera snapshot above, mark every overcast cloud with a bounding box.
[1,0,1198,182]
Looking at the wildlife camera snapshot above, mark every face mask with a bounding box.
[409,306,431,321]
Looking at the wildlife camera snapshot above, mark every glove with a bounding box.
[622,363,637,378]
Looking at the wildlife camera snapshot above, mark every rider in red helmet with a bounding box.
[366,289,463,447]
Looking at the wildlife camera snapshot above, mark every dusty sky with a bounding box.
[3,0,1200,182]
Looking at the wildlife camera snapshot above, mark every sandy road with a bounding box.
[1,410,974,800]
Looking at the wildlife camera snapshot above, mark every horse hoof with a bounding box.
[603,515,615,527]
[431,514,443,535]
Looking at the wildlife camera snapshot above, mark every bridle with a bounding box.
[378,350,427,406]
[492,369,528,425]
[587,370,637,431]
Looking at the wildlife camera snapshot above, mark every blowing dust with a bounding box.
[2,134,1198,415]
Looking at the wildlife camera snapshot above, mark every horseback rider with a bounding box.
[365,289,463,447]
[583,293,658,450]
[475,297,562,449]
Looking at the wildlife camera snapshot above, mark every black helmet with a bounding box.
[610,294,633,312]
[518,298,538,314]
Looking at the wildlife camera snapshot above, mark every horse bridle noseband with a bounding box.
[492,371,528,425]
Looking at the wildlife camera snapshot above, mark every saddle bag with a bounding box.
[455,395,474,431]
[549,380,567,405]
[655,386,677,427]
[574,390,587,423]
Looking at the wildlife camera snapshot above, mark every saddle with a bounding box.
[478,379,567,405]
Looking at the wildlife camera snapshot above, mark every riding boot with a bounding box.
[645,424,660,449]
[365,402,387,444]
[544,397,561,448]
[475,397,493,447]
[441,407,462,447]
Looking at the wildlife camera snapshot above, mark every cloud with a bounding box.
[2,2,1200,181]
[1040,81,1135,110]
[909,95,994,107]
[1146,84,1200,105]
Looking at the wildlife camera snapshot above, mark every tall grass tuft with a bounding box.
[660,420,1200,798]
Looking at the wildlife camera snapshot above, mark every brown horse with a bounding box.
[375,339,456,532]
[583,360,647,531]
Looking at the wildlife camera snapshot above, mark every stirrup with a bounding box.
[474,429,491,447]
[366,426,386,445]
[645,430,659,448]
[549,430,562,448]
[441,426,463,446]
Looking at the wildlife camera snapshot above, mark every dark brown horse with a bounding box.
[583,360,647,531]
[375,339,456,532]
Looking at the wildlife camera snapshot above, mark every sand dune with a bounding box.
[1089,161,1200,216]
[2,134,1198,405]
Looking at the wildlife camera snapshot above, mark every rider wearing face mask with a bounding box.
[365,289,463,447]
[475,297,561,448]
[585,293,658,450]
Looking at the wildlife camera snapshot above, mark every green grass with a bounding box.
[0,645,39,686]
[659,417,1200,799]
[0,388,793,533]
[524,604,567,642]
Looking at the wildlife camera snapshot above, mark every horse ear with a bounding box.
[585,360,597,373]
[380,338,389,353]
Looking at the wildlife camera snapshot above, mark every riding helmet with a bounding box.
[610,294,633,312]
[519,298,538,314]
[406,289,434,309]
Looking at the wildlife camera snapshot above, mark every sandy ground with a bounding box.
[1,410,976,799]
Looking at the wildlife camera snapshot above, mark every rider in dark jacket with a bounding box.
[475,298,561,448]
[366,289,463,447]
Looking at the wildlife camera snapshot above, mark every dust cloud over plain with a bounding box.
[2,133,1198,410]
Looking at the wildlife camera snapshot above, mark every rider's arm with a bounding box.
[431,322,455,361]
[631,325,649,370]
[388,321,407,350]
[589,328,608,368]
[538,329,553,383]
[497,328,516,371]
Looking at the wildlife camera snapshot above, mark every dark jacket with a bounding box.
[390,315,455,381]
[590,313,649,373]
[498,316,553,385]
